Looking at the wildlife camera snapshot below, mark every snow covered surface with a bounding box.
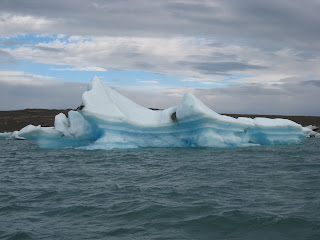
[13,76,311,149]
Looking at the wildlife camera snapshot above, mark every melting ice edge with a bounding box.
[12,76,311,149]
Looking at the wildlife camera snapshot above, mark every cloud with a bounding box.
[137,80,159,84]
[0,14,54,37]
[1,0,320,85]
[0,71,85,110]
[0,81,86,110]
[0,40,32,47]
[35,46,64,52]
[200,82,216,85]
[52,66,107,72]
[178,61,267,75]
[0,49,16,63]
[0,71,55,85]
[4,36,319,84]
[0,0,319,49]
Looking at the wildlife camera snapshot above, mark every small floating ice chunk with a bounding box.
[0,132,13,139]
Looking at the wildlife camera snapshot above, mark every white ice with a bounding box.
[13,76,311,149]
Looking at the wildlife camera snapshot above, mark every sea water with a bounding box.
[0,138,319,240]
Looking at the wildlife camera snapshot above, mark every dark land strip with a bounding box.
[0,109,320,133]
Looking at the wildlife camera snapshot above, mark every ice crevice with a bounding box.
[13,76,311,149]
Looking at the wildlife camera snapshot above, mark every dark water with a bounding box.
[0,138,320,240]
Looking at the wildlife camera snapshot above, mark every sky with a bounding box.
[0,0,319,115]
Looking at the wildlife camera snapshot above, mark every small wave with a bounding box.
[3,231,33,240]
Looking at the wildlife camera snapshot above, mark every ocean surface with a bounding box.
[0,138,319,240]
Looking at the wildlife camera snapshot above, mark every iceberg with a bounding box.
[14,76,311,149]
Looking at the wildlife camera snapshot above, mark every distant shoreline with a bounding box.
[1,108,320,133]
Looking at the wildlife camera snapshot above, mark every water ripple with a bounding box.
[0,138,319,239]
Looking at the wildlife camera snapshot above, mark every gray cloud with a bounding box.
[229,0,320,42]
[0,81,86,110]
[1,0,319,82]
[0,40,32,47]
[0,49,15,63]
[193,79,320,116]
[1,0,319,49]
[301,80,320,88]
[0,49,11,57]
[178,61,266,75]
[165,2,220,13]
[133,61,155,70]
[1,78,319,116]
[35,46,64,52]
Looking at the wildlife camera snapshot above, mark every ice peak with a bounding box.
[88,75,111,91]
